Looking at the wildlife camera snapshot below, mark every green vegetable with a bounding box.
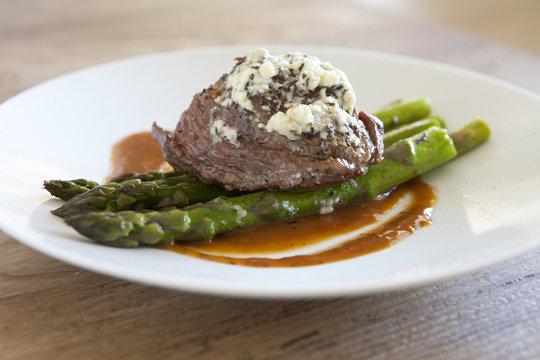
[108,170,188,184]
[45,92,491,248]
[450,119,490,155]
[43,178,101,201]
[374,97,432,130]
[43,171,197,201]
[65,123,477,248]
[51,176,240,218]
[383,116,445,148]
[355,125,457,199]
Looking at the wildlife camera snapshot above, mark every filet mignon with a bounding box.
[152,48,383,191]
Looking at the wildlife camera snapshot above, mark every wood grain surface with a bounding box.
[1,1,539,359]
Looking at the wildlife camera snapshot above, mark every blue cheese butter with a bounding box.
[219,48,358,142]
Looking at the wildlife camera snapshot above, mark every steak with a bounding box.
[152,48,383,191]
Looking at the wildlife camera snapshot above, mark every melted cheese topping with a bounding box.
[221,48,358,141]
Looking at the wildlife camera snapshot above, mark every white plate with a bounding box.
[1,45,539,299]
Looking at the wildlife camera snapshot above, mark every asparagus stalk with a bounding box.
[108,170,186,183]
[383,116,445,148]
[354,125,456,199]
[52,178,241,218]
[65,124,469,247]
[43,178,101,201]
[450,119,490,155]
[43,171,195,201]
[374,97,432,130]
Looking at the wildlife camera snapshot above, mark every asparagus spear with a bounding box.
[52,178,241,218]
[108,170,186,183]
[374,97,432,130]
[449,119,490,155]
[43,170,196,201]
[354,125,456,199]
[383,116,445,148]
[43,178,102,201]
[66,124,470,247]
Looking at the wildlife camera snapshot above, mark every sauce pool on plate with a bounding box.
[109,132,172,180]
[111,132,436,267]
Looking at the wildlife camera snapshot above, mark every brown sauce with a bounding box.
[111,132,436,267]
[108,131,172,180]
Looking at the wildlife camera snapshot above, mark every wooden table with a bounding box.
[2,1,539,358]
